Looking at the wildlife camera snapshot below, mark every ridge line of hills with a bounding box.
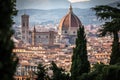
[14,1,119,26]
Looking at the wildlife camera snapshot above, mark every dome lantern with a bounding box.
[69,4,73,13]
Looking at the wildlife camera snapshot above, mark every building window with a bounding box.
[65,31,67,33]
[23,22,25,26]
[39,36,41,38]
[73,31,75,34]
[46,36,48,38]
[22,31,25,33]
[50,33,52,37]
[22,36,25,39]
[26,23,28,26]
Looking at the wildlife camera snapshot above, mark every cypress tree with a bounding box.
[36,63,50,80]
[70,25,90,80]
[0,0,18,80]
[50,61,70,80]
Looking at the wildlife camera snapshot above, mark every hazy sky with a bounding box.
[16,0,120,10]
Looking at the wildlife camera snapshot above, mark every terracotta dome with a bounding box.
[59,5,82,30]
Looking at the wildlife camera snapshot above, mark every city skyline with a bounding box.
[16,0,119,10]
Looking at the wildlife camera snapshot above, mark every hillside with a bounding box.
[14,8,102,26]
[14,1,120,26]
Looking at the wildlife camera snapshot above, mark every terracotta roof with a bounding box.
[59,5,82,30]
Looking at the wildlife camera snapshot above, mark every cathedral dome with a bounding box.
[59,5,82,30]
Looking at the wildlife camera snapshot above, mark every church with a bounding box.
[21,5,82,46]
[21,14,57,46]
[58,4,82,45]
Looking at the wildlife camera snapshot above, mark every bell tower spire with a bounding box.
[21,14,29,43]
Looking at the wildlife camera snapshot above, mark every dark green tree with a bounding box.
[50,61,70,80]
[70,25,90,80]
[104,65,120,80]
[36,63,50,80]
[0,0,18,80]
[80,64,120,80]
[80,63,105,80]
[80,4,120,80]
[92,4,120,65]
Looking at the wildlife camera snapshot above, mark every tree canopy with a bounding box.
[92,4,120,65]
[0,0,18,80]
[70,25,90,80]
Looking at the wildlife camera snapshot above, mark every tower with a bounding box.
[32,26,36,46]
[21,14,29,43]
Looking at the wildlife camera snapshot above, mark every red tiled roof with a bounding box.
[59,8,82,30]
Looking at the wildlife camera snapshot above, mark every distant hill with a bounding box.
[14,8,103,26]
[14,1,120,26]
[108,1,120,7]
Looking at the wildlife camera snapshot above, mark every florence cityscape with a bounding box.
[0,0,120,80]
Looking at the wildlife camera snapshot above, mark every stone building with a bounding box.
[29,26,57,46]
[21,14,57,46]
